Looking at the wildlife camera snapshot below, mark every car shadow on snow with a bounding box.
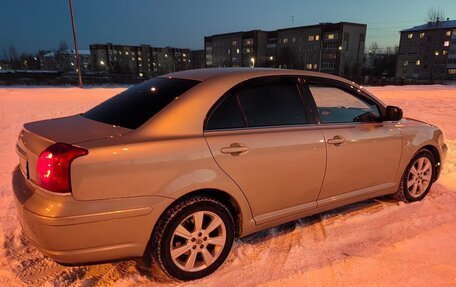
[240,196,396,245]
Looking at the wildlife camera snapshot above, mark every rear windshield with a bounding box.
[83,78,200,129]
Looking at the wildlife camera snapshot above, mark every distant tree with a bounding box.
[57,41,69,53]
[426,7,445,22]
[363,44,398,82]
[54,41,70,71]
[8,45,20,69]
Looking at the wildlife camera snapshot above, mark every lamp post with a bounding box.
[69,0,83,88]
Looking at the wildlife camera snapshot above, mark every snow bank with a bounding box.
[0,85,455,286]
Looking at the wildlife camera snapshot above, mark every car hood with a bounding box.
[401,117,435,128]
[24,114,131,144]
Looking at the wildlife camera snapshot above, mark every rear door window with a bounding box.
[84,78,200,129]
[238,77,308,127]
[205,94,245,130]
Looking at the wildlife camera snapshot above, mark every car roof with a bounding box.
[159,67,358,87]
[130,68,383,139]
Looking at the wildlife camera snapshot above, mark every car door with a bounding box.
[204,76,326,225]
[304,78,402,206]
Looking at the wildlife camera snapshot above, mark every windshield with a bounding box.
[83,77,200,129]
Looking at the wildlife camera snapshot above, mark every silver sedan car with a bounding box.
[13,68,447,280]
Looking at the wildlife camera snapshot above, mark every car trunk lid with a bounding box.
[16,114,131,183]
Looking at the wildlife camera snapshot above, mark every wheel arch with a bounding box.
[418,144,441,181]
[147,188,244,254]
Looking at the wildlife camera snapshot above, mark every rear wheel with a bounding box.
[395,149,435,202]
[151,196,235,280]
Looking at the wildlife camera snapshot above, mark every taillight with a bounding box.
[36,143,88,193]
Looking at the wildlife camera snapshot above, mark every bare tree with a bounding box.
[426,7,445,22]
[57,41,69,53]
[8,45,19,69]
[368,42,379,55]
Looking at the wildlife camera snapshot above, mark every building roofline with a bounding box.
[400,19,456,32]
[204,29,271,39]
[276,21,366,32]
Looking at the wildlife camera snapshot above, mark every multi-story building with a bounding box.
[190,50,206,69]
[205,30,269,68]
[90,43,192,78]
[205,22,366,78]
[396,19,456,82]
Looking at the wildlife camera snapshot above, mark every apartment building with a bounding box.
[396,19,456,81]
[90,43,192,78]
[204,30,269,68]
[205,22,366,78]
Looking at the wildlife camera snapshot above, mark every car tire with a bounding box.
[395,149,436,202]
[151,196,235,281]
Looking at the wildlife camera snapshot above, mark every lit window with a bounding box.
[448,69,456,74]
[245,48,251,53]
[283,38,289,43]
[419,32,425,38]
[132,52,135,56]
[236,49,240,54]
[138,57,142,61]
[443,50,448,55]
[100,60,105,65]
[292,37,296,43]
[315,35,320,41]
[306,64,312,69]
[232,41,237,46]
[446,30,451,36]
[308,35,315,41]
[408,33,413,39]
[416,60,421,65]
[435,51,440,56]
[131,57,135,61]
[404,61,408,66]
[444,41,450,47]
[125,51,129,55]
[183,53,186,57]
[165,54,168,58]
[327,34,335,40]
[119,51,122,55]
[139,72,143,77]
[313,64,318,69]
[269,56,274,60]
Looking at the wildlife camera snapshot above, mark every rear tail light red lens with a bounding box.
[36,143,88,193]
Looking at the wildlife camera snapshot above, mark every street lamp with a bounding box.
[250,57,255,68]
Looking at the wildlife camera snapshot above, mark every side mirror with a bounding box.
[384,106,403,121]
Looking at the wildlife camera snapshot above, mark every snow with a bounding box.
[0,85,455,286]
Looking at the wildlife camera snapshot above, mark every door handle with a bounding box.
[221,143,249,156]
[327,136,346,146]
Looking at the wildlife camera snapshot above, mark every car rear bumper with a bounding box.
[12,166,173,264]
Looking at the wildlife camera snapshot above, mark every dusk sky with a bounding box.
[1,0,455,55]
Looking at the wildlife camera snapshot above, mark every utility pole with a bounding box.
[69,0,83,88]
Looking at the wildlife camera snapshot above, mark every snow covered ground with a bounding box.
[0,85,455,286]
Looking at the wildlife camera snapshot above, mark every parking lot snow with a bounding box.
[0,85,455,286]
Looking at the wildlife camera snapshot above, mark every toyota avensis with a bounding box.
[13,68,447,280]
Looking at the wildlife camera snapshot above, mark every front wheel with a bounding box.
[151,196,235,281]
[395,149,436,202]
